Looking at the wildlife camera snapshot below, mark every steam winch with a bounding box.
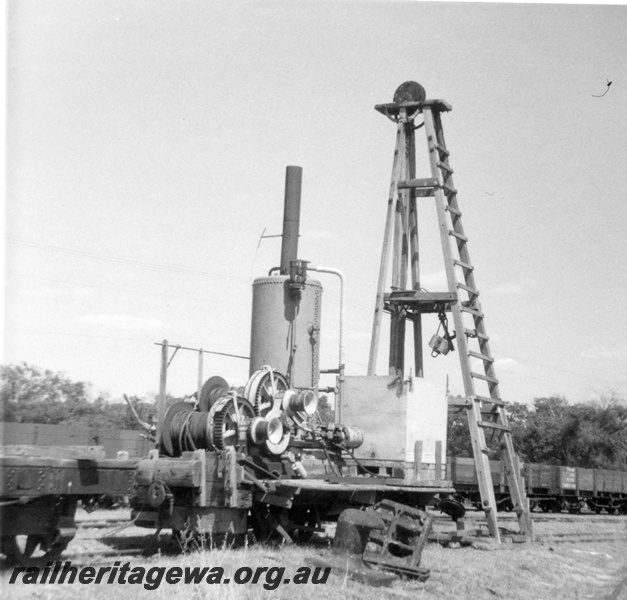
[130,161,452,545]
[159,366,342,459]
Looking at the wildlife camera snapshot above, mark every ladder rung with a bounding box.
[474,395,504,407]
[457,282,479,297]
[445,204,461,216]
[469,350,494,363]
[478,421,511,433]
[465,328,489,341]
[442,183,458,195]
[471,371,499,384]
[448,229,467,242]
[453,259,474,271]
[438,161,454,174]
[461,305,484,318]
[434,143,449,157]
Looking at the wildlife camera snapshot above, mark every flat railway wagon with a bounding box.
[0,422,151,564]
[450,457,627,514]
[1,163,454,563]
[128,165,453,547]
[0,444,137,563]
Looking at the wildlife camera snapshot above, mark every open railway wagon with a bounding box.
[0,444,137,563]
[0,423,150,563]
[130,165,454,545]
[450,457,627,515]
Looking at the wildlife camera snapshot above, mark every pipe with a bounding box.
[280,166,303,275]
[308,266,345,371]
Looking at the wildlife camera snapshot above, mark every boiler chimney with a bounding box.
[279,166,302,275]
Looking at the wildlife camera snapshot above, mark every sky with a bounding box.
[4,0,627,407]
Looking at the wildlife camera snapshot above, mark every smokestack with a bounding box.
[279,166,302,275]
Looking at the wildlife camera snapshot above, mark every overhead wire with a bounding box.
[7,273,251,308]
[8,237,251,283]
[4,327,250,359]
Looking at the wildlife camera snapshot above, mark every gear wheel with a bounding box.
[209,396,255,450]
[244,368,289,417]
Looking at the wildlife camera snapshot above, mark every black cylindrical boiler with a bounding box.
[249,276,321,390]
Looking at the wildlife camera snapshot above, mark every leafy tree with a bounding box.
[447,400,472,458]
[516,396,571,465]
[316,395,335,425]
[0,362,155,430]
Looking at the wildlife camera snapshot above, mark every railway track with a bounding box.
[536,532,627,544]
[434,512,627,524]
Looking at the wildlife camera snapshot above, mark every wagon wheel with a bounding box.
[1,534,70,566]
[287,508,318,543]
[250,505,294,544]
[437,498,467,521]
[551,500,564,513]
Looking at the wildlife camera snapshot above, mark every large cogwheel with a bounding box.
[209,396,255,450]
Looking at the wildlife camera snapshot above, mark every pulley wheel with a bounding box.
[198,376,230,412]
[244,368,289,418]
[147,481,167,508]
[393,81,426,104]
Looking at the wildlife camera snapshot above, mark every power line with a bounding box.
[8,237,384,315]
[10,236,381,314]
[5,327,250,357]
[7,273,251,308]
[5,326,155,344]
[8,237,251,283]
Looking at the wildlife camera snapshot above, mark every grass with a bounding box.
[3,509,627,600]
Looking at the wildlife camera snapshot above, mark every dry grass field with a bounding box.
[2,509,626,600]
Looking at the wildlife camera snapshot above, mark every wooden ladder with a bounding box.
[369,90,533,542]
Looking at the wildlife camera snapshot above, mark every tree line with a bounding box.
[0,363,155,431]
[448,394,627,470]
